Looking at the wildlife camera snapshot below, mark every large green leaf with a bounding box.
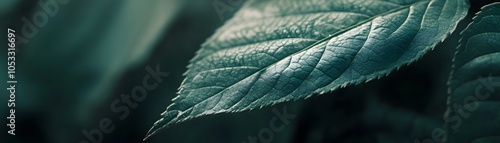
[146,0,469,138]
[445,2,500,143]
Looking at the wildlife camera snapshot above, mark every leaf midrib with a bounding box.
[178,0,429,118]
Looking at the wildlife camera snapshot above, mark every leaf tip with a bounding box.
[143,121,162,141]
[143,128,158,141]
[143,110,182,140]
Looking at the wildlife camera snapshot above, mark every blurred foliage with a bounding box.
[2,0,183,142]
[446,3,500,142]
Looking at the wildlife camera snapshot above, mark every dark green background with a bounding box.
[0,0,495,143]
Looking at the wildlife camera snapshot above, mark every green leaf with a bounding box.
[19,0,181,117]
[0,0,19,16]
[445,2,500,143]
[146,0,469,138]
[1,0,182,142]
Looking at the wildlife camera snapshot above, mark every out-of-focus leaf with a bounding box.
[8,0,183,142]
[146,0,469,138]
[22,0,182,115]
[0,0,19,16]
[446,2,500,143]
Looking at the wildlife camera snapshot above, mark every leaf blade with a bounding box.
[146,0,469,139]
[446,2,500,143]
